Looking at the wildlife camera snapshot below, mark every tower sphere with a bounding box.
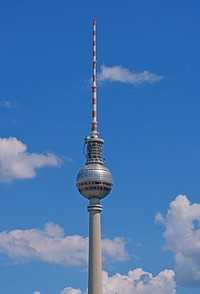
[76,163,113,199]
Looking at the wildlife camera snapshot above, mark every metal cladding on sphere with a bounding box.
[76,137,113,199]
[76,163,113,199]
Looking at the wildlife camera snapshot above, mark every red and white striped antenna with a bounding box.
[91,19,98,137]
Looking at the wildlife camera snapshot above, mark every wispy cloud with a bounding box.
[0,222,129,266]
[156,195,200,287]
[98,65,163,85]
[0,137,60,182]
[0,100,15,109]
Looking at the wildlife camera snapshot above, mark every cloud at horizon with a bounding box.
[0,137,60,182]
[0,222,129,266]
[98,65,163,85]
[7,195,200,293]
[60,268,175,294]
[156,195,200,287]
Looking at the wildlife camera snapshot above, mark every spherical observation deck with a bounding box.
[76,163,113,199]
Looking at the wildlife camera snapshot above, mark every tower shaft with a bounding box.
[88,198,102,294]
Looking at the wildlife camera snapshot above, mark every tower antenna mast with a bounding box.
[91,19,98,137]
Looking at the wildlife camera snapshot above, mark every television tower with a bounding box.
[76,19,113,294]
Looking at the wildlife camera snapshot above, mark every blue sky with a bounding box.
[0,0,200,293]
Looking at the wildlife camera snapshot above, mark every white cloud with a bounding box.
[156,195,200,287]
[98,65,163,85]
[60,288,83,294]
[102,237,129,262]
[60,268,175,294]
[0,137,60,182]
[0,222,129,266]
[103,269,175,294]
[33,292,41,294]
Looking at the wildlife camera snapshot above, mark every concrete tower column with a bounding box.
[87,198,103,294]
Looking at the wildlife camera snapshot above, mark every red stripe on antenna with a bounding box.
[91,19,98,137]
